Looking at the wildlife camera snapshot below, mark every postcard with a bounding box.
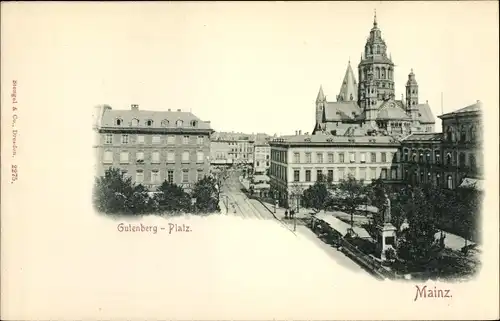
[1,1,498,320]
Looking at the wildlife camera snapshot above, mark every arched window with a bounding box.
[470,125,476,141]
[176,119,183,127]
[460,126,466,142]
[447,175,453,189]
[145,119,153,127]
[403,148,409,162]
[376,67,380,79]
[418,150,424,163]
[446,152,452,165]
[446,127,453,142]
[381,67,386,79]
[434,150,441,164]
[425,150,431,163]
[375,46,380,54]
[161,119,169,127]
[131,118,139,126]
[190,120,198,127]
[115,118,123,126]
[412,150,417,162]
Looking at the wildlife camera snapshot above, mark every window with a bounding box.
[446,127,453,142]
[197,136,204,145]
[317,153,324,163]
[182,151,190,163]
[360,153,366,163]
[447,175,453,189]
[349,152,356,163]
[137,135,144,144]
[317,170,323,181]
[120,151,129,164]
[459,153,466,167]
[370,168,377,180]
[190,120,198,127]
[152,136,161,144]
[381,152,387,163]
[196,169,203,181]
[103,150,113,164]
[434,150,441,164]
[305,170,311,182]
[176,120,184,127]
[105,134,113,144]
[116,118,122,126]
[167,170,174,183]
[339,153,345,163]
[266,161,269,166]
[328,153,334,163]
[469,154,476,169]
[349,167,356,178]
[151,151,160,164]
[136,170,144,184]
[403,149,409,162]
[294,152,300,163]
[412,151,417,162]
[151,170,160,184]
[182,170,189,183]
[161,120,169,127]
[167,151,175,163]
[136,151,144,163]
[381,168,387,179]
[121,134,129,144]
[359,168,366,181]
[425,150,431,163]
[460,126,467,142]
[131,118,139,126]
[446,152,452,165]
[305,153,312,163]
[470,126,476,141]
[391,168,397,180]
[183,136,190,144]
[146,119,153,127]
[294,170,300,182]
[197,151,204,163]
[327,169,334,181]
[167,136,175,144]
[338,168,345,181]
[371,152,376,163]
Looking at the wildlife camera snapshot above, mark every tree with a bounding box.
[156,180,191,214]
[332,175,366,228]
[192,176,220,213]
[397,187,440,267]
[93,168,135,214]
[367,178,388,227]
[301,176,330,213]
[455,186,482,246]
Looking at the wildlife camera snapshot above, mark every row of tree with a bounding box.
[93,168,221,215]
[299,175,482,266]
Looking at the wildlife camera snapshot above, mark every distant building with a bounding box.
[210,132,271,167]
[313,14,435,137]
[268,133,401,207]
[253,143,270,174]
[93,104,213,191]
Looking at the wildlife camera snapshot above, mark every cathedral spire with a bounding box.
[316,85,325,102]
[337,61,358,102]
[374,9,377,27]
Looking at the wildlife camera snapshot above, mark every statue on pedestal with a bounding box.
[383,193,391,224]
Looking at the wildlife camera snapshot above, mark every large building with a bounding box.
[313,14,435,137]
[400,100,483,189]
[269,133,401,207]
[210,132,271,167]
[93,104,213,191]
[253,143,271,174]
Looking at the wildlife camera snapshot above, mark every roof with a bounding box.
[459,178,483,191]
[316,85,325,102]
[377,105,411,120]
[416,103,435,123]
[337,62,358,102]
[439,101,483,119]
[99,105,212,130]
[315,213,371,239]
[270,133,398,145]
[402,133,443,142]
[324,101,362,121]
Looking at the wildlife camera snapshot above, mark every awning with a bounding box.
[314,213,372,239]
[459,178,483,191]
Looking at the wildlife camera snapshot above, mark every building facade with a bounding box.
[210,132,271,167]
[313,14,435,137]
[253,143,270,174]
[269,134,401,207]
[397,100,483,189]
[93,104,213,191]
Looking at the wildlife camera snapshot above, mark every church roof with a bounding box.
[324,101,362,121]
[416,103,435,123]
[337,62,358,102]
[377,107,410,120]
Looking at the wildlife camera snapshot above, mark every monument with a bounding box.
[377,193,397,261]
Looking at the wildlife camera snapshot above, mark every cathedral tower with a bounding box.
[315,85,326,125]
[364,69,378,123]
[405,69,419,122]
[337,60,358,102]
[358,11,395,108]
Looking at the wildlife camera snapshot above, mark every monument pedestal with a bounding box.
[377,223,397,261]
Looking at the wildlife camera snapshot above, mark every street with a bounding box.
[220,169,276,220]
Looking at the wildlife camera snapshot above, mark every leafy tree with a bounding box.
[93,168,135,214]
[301,175,330,213]
[128,184,157,214]
[397,187,440,266]
[331,175,366,227]
[455,186,482,245]
[192,176,220,213]
[156,180,191,214]
[367,178,388,227]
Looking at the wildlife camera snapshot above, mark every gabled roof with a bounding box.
[99,106,212,130]
[402,133,443,142]
[416,103,435,124]
[439,101,482,119]
[337,62,358,102]
[324,101,362,121]
[377,100,411,120]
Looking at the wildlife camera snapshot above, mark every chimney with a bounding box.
[177,109,181,112]
[295,130,298,135]
[168,108,171,111]
[299,130,302,135]
[426,100,428,104]
[131,104,139,111]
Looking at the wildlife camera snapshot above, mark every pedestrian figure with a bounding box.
[290,209,295,219]
[284,209,289,219]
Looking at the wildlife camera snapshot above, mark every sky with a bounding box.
[2,1,498,135]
